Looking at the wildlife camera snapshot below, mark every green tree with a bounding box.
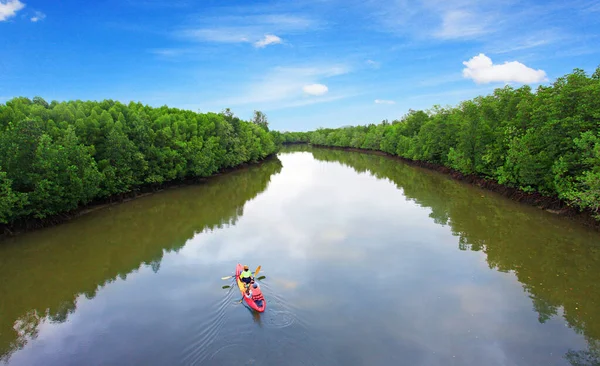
[279,65,600,220]
[252,110,269,131]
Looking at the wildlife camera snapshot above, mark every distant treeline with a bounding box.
[0,98,280,225]
[281,67,600,218]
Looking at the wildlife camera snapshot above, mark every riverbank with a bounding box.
[0,154,279,240]
[305,143,600,231]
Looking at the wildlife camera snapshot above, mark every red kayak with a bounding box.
[236,263,266,312]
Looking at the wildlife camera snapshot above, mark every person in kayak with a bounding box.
[245,278,255,294]
[239,265,253,288]
[247,283,264,307]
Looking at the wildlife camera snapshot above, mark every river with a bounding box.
[1,145,599,366]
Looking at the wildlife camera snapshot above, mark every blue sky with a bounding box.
[1,0,599,131]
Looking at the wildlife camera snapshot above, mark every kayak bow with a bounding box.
[236,263,266,312]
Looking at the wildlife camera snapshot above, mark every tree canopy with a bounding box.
[0,99,278,225]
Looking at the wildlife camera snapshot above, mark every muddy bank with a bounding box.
[0,154,279,240]
[306,144,600,231]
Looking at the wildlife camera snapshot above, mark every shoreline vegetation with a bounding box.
[0,155,279,239]
[280,67,600,230]
[303,143,600,229]
[1,67,598,237]
[0,99,281,239]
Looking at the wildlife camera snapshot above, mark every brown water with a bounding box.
[1,145,599,366]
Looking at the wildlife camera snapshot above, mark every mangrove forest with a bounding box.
[281,67,600,221]
[0,99,280,230]
[1,67,599,232]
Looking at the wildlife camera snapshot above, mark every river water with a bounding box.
[1,145,599,366]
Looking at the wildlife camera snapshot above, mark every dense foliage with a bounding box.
[283,68,600,217]
[0,98,278,225]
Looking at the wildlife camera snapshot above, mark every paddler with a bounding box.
[247,283,264,307]
[239,265,254,288]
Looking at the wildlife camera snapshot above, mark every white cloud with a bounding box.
[374,99,395,104]
[30,10,45,22]
[254,34,282,48]
[150,48,188,57]
[580,0,600,12]
[462,53,548,84]
[178,13,315,46]
[490,39,552,54]
[434,10,491,39]
[0,0,25,21]
[485,29,564,54]
[257,14,314,29]
[267,94,354,111]
[366,59,380,69]
[183,28,250,43]
[208,64,348,107]
[358,0,498,40]
[303,84,328,96]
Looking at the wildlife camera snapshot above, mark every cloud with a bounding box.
[572,0,600,12]
[374,99,395,104]
[149,48,188,57]
[258,14,314,29]
[178,13,315,46]
[589,3,600,12]
[359,0,498,40]
[366,59,380,69]
[462,53,548,84]
[303,84,328,96]
[208,64,348,108]
[434,10,492,39]
[30,10,45,22]
[0,0,25,21]
[254,34,282,48]
[267,94,354,111]
[484,29,565,55]
[357,0,578,49]
[489,39,552,54]
[123,0,189,8]
[182,28,250,43]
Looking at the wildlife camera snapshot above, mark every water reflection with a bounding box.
[295,145,600,365]
[0,157,282,362]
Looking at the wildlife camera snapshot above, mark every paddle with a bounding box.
[223,266,264,294]
[221,275,267,280]
[253,265,261,278]
[221,265,260,281]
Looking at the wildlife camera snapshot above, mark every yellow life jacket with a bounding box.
[240,270,252,279]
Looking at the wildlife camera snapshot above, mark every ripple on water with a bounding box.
[207,343,265,365]
[180,289,234,366]
[262,338,320,366]
[263,310,296,329]
[254,282,306,329]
